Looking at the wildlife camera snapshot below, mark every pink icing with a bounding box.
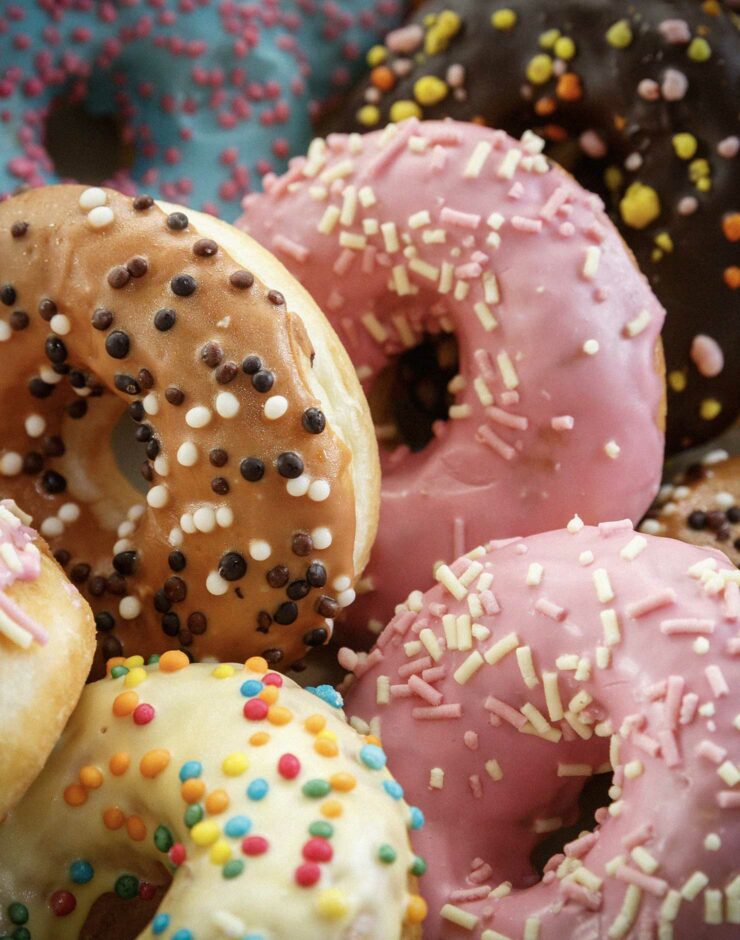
[343,525,739,939]
[240,120,665,636]
[0,500,47,646]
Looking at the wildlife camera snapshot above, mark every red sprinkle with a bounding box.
[133,703,155,725]
[263,672,284,687]
[169,843,187,866]
[295,862,322,887]
[277,753,301,779]
[243,698,269,721]
[242,835,269,856]
[139,882,157,901]
[50,890,76,917]
[302,837,333,862]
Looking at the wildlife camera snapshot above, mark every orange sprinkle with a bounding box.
[364,734,382,747]
[542,123,568,142]
[158,650,190,672]
[267,705,293,726]
[126,815,147,841]
[305,714,327,735]
[315,738,339,758]
[330,772,357,792]
[534,96,557,116]
[105,656,125,675]
[109,752,131,776]
[79,765,104,790]
[205,789,230,815]
[112,691,139,717]
[103,806,125,830]
[614,114,626,131]
[556,72,582,101]
[370,65,396,92]
[63,784,88,807]
[722,213,740,242]
[405,895,428,924]
[140,748,171,779]
[321,799,343,819]
[249,731,270,746]
[181,779,206,804]
[258,686,279,705]
[723,266,740,289]
[245,656,268,673]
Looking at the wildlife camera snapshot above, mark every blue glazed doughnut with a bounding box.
[0,0,404,219]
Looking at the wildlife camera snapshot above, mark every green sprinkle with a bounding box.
[110,665,129,679]
[184,804,204,828]
[378,844,397,864]
[7,906,28,927]
[411,855,428,877]
[154,825,174,853]
[147,654,160,665]
[308,820,334,839]
[223,860,245,879]
[302,779,331,799]
[12,930,31,940]
[687,37,711,62]
[114,874,139,900]
[606,19,632,48]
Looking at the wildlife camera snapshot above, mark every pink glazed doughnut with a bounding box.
[239,119,666,636]
[341,521,740,939]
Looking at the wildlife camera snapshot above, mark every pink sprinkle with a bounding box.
[421,666,447,684]
[476,425,516,461]
[690,334,724,378]
[717,136,739,159]
[696,739,727,766]
[679,693,699,725]
[468,861,494,884]
[534,598,567,621]
[564,832,599,858]
[474,348,497,386]
[511,215,543,233]
[560,880,602,911]
[385,23,424,54]
[658,19,691,44]
[479,589,500,615]
[626,589,677,619]
[657,729,681,768]
[455,262,482,279]
[412,704,463,720]
[453,517,466,560]
[632,733,661,757]
[337,647,358,672]
[637,78,660,101]
[727,638,740,656]
[408,673,444,706]
[621,823,653,850]
[664,675,685,729]
[450,886,491,903]
[660,618,715,635]
[717,791,740,809]
[368,120,416,177]
[597,519,633,537]
[333,248,355,277]
[398,656,433,679]
[579,130,607,159]
[508,181,524,200]
[133,703,155,726]
[661,68,688,102]
[724,581,740,622]
[361,245,377,274]
[539,185,570,220]
[646,680,667,701]
[272,234,309,264]
[615,866,668,898]
[429,602,448,618]
[586,222,606,243]
[558,221,575,238]
[705,664,729,698]
[486,406,528,431]
[440,206,481,229]
[551,415,574,431]
[0,591,48,645]
[430,144,447,173]
[463,731,479,750]
[469,774,483,798]
[390,684,413,699]
[499,391,520,406]
[484,695,527,729]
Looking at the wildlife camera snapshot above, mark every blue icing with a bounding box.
[306,684,343,709]
[0,1,403,219]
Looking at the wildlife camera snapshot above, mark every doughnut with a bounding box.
[341,522,740,939]
[0,498,95,816]
[320,0,740,452]
[0,184,379,672]
[239,118,666,636]
[642,453,740,568]
[0,0,404,218]
[0,653,428,939]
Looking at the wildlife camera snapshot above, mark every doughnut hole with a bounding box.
[368,332,459,453]
[79,879,170,940]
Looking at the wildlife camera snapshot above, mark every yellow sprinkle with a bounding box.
[491,9,517,31]
[191,820,220,847]
[330,772,357,792]
[654,232,674,252]
[258,686,280,705]
[554,36,576,60]
[357,105,381,127]
[389,100,422,123]
[211,664,234,679]
[245,656,268,673]
[687,37,711,62]
[123,655,145,668]
[539,29,560,49]
[526,54,553,85]
[267,705,293,726]
[424,10,461,55]
[79,765,104,789]
[672,133,698,160]
[316,888,349,920]
[619,182,661,229]
[696,177,712,192]
[249,732,270,747]
[700,398,722,421]
[305,714,327,735]
[668,370,687,392]
[414,75,448,106]
[123,666,147,688]
[221,752,249,776]
[606,19,633,48]
[366,44,387,67]
[689,158,710,182]
[604,166,623,192]
[315,738,339,757]
[321,799,343,818]
[406,895,428,924]
[209,839,231,864]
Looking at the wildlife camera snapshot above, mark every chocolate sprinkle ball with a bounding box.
[641,452,740,567]
[0,184,369,672]
[323,0,740,452]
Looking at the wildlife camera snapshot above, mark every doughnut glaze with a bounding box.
[240,119,665,636]
[0,654,426,939]
[0,498,95,816]
[0,0,405,217]
[343,523,740,939]
[0,185,379,671]
[320,0,740,451]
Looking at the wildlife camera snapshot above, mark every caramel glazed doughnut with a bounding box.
[0,498,94,816]
[0,653,428,939]
[0,185,379,673]
[342,522,740,939]
[322,0,740,453]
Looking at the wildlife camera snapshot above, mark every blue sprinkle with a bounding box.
[383,780,404,800]
[224,815,252,838]
[359,744,387,770]
[409,806,425,830]
[172,931,193,940]
[69,859,94,884]
[306,684,343,709]
[240,679,264,698]
[151,913,170,935]
[243,935,265,940]
[247,778,269,801]
[178,760,203,782]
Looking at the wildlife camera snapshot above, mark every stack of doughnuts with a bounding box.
[0,4,738,938]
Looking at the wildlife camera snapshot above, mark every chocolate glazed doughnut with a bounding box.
[0,186,379,673]
[322,0,740,452]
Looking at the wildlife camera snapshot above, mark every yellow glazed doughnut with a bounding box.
[0,185,379,672]
[0,654,426,939]
[0,499,95,816]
